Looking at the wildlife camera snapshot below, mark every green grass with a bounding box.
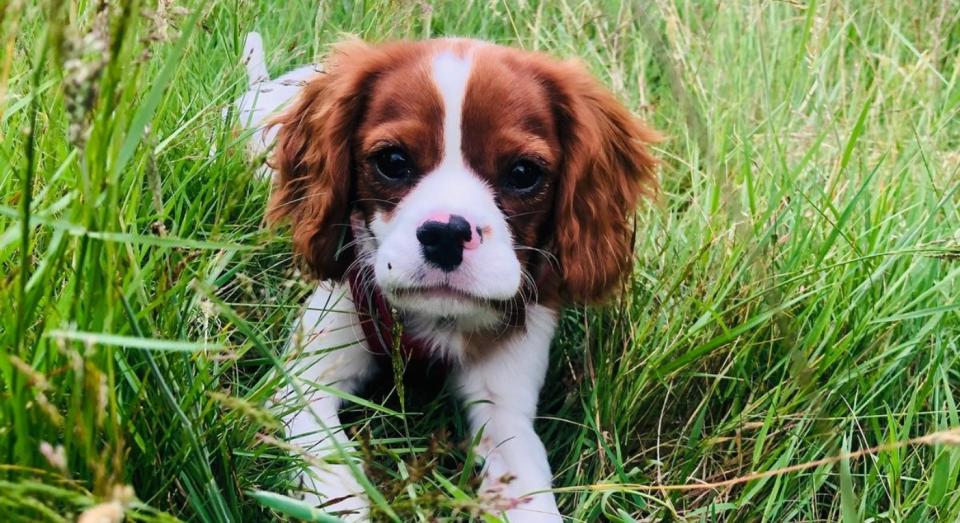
[2,0,959,521]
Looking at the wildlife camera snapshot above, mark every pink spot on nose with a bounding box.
[463,232,481,250]
[420,212,451,227]
[466,225,491,250]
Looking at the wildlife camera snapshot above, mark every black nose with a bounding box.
[416,214,472,272]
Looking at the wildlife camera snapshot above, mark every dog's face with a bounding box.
[269,39,657,325]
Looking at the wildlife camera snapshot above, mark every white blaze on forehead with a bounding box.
[431,51,472,169]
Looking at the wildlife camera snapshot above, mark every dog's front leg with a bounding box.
[455,306,561,523]
[281,284,375,521]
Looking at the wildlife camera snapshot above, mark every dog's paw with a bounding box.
[479,474,561,523]
[297,463,371,522]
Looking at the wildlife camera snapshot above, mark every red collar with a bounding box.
[348,268,431,359]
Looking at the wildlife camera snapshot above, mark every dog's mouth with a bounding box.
[386,284,514,325]
[391,284,487,303]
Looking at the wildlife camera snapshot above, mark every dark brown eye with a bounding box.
[504,160,543,194]
[373,147,415,181]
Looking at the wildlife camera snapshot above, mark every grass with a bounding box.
[1,0,959,521]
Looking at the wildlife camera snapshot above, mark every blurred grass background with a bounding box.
[1,0,959,521]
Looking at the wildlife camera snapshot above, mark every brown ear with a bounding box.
[548,60,660,304]
[266,41,377,280]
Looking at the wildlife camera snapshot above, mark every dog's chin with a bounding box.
[384,285,509,323]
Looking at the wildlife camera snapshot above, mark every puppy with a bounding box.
[239,33,657,522]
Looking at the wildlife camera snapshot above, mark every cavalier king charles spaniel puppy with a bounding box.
[237,33,657,522]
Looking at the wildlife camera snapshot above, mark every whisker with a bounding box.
[352,197,397,206]
[505,209,548,220]
[513,244,559,272]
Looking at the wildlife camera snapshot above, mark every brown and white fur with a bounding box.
[236,33,657,522]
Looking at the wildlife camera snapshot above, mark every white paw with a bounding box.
[298,463,371,522]
[501,506,563,523]
[480,474,561,523]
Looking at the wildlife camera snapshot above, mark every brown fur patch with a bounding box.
[267,40,442,278]
[461,44,660,305]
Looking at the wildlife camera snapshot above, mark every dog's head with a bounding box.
[268,39,657,326]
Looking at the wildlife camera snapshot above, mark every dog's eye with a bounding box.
[503,160,543,194]
[373,147,415,181]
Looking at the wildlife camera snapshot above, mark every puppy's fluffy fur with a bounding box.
[235,33,657,522]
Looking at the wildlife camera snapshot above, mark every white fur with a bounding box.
[280,284,375,522]
[454,305,561,521]
[434,51,471,167]
[230,32,321,176]
[241,32,270,85]
[241,36,562,522]
[281,287,561,522]
[237,65,318,161]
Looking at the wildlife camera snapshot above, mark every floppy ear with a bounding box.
[266,41,376,280]
[549,60,660,304]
